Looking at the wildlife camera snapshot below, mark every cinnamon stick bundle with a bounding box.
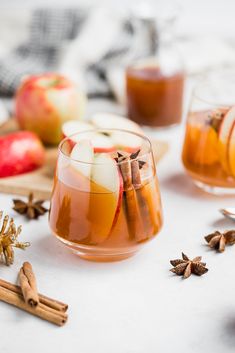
[0,278,68,312]
[0,286,67,326]
[118,152,155,242]
[0,262,68,326]
[131,160,155,242]
[118,157,143,240]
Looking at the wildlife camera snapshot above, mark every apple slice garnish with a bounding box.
[228,121,235,177]
[91,153,123,236]
[218,106,235,173]
[62,120,115,152]
[70,139,94,178]
[91,153,123,193]
[90,134,115,153]
[90,113,143,152]
[62,120,93,138]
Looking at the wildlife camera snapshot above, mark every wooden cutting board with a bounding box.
[0,119,168,199]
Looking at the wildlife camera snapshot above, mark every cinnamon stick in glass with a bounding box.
[0,286,67,326]
[0,278,68,312]
[119,159,145,240]
[19,262,39,307]
[131,160,154,242]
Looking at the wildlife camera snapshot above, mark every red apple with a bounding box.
[62,120,115,152]
[15,73,86,145]
[0,131,45,177]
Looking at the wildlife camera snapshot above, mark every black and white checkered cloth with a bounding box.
[0,8,155,98]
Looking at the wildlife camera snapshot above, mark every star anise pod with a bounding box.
[0,211,30,266]
[170,253,208,279]
[13,193,48,220]
[205,230,235,252]
[114,150,146,169]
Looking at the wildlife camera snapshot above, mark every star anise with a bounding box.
[0,211,30,266]
[114,150,146,169]
[205,230,235,252]
[13,193,48,220]
[170,253,208,279]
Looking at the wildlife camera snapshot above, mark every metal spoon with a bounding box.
[219,208,235,221]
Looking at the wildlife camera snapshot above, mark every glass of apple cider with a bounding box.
[49,128,163,261]
[182,75,235,194]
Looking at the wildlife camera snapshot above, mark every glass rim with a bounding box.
[192,76,235,108]
[58,128,153,165]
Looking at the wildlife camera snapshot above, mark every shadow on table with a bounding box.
[33,233,138,272]
[161,172,235,200]
[160,172,208,199]
[210,217,235,228]
[222,314,235,348]
[34,233,85,268]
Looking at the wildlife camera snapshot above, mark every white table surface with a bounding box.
[0,99,235,353]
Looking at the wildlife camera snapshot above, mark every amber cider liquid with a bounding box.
[182,111,235,188]
[126,65,184,127]
[49,165,162,260]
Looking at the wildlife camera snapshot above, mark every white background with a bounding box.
[1,0,235,39]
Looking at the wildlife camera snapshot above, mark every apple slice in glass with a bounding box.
[91,113,143,152]
[218,106,235,173]
[70,139,94,178]
[228,120,235,177]
[62,120,115,152]
[89,153,124,243]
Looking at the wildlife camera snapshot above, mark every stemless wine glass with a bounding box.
[49,129,163,261]
[182,74,235,195]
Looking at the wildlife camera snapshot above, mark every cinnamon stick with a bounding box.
[0,286,67,326]
[131,160,154,242]
[119,158,132,190]
[131,160,142,189]
[19,262,39,307]
[0,278,68,312]
[119,159,145,240]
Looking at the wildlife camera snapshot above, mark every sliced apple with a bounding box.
[91,113,142,132]
[62,120,93,139]
[91,153,122,192]
[228,121,235,176]
[90,134,115,153]
[218,106,235,173]
[90,153,123,239]
[111,130,142,152]
[62,120,115,152]
[70,139,94,178]
[90,113,143,152]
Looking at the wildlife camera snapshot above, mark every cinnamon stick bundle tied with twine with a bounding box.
[0,262,68,326]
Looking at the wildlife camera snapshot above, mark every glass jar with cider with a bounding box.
[126,1,184,128]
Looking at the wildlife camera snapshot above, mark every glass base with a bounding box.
[54,234,139,262]
[194,180,235,196]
